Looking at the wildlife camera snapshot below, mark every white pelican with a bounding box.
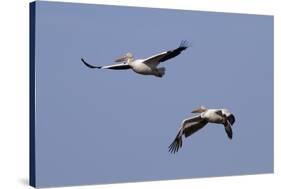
[168,106,236,153]
[81,40,190,77]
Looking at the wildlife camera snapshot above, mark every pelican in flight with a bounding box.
[168,106,236,153]
[81,40,190,77]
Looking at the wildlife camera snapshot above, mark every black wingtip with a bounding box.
[81,58,101,69]
[168,137,182,154]
[179,40,192,51]
[225,124,233,140]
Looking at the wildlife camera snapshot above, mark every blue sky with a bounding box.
[34,1,273,187]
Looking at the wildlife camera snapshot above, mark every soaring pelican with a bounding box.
[81,40,190,77]
[168,106,236,153]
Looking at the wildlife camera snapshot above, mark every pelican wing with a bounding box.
[181,114,203,124]
[224,120,233,139]
[143,40,190,66]
[102,63,131,70]
[182,119,208,138]
[168,115,208,153]
[82,58,131,70]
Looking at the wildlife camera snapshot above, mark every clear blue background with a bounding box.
[34,1,273,187]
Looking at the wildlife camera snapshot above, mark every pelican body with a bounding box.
[168,106,236,154]
[81,40,190,78]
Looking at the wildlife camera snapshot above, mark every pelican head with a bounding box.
[191,106,207,113]
[115,52,134,63]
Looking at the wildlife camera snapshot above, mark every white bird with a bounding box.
[168,106,236,153]
[81,40,190,77]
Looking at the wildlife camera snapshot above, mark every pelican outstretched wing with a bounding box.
[143,40,191,66]
[224,120,233,139]
[168,115,207,154]
[81,58,131,70]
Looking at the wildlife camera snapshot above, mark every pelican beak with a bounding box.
[191,108,201,113]
[191,106,206,113]
[115,55,128,62]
